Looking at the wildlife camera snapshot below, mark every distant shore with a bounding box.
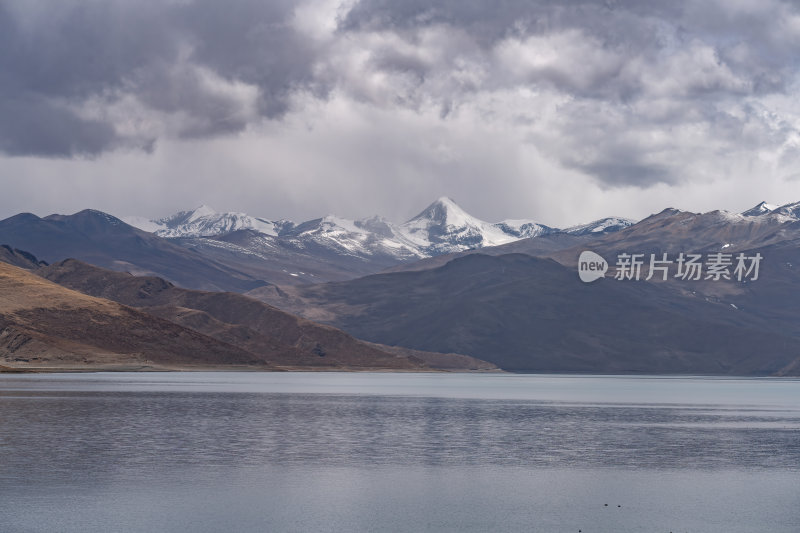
[0,363,502,374]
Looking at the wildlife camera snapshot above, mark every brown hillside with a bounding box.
[0,261,267,370]
[36,259,472,370]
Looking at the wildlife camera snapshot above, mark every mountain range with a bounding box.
[248,199,800,375]
[0,197,635,290]
[2,197,800,375]
[122,197,635,286]
[385,200,800,274]
[124,196,634,255]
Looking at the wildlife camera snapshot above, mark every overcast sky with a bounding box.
[2,0,800,227]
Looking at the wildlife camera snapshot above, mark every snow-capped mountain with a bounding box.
[8,197,800,289]
[278,214,423,260]
[124,205,289,238]
[397,197,521,254]
[128,197,636,259]
[741,201,779,217]
[120,197,640,283]
[494,219,555,238]
[563,217,636,236]
[769,201,800,221]
[587,202,800,256]
[737,200,800,222]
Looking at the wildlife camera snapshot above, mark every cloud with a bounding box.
[334,0,800,188]
[0,0,321,157]
[0,95,121,157]
[2,0,800,215]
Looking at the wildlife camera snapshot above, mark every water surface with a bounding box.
[1,372,798,532]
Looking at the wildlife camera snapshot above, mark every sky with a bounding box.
[2,0,800,228]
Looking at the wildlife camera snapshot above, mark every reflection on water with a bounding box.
[1,372,798,532]
[2,391,799,474]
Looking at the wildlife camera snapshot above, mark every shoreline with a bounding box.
[0,363,504,374]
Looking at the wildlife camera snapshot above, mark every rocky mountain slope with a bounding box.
[0,245,47,270]
[33,259,493,372]
[0,210,266,292]
[0,261,265,370]
[249,252,800,375]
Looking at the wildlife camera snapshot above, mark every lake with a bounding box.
[1,372,798,532]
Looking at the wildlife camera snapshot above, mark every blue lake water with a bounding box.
[1,372,798,532]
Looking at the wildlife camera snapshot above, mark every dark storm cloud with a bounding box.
[0,0,320,156]
[172,0,323,118]
[0,1,172,156]
[0,96,121,157]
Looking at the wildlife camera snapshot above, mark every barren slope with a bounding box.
[0,261,265,370]
[36,259,492,371]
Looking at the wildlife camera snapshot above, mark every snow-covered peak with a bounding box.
[186,204,217,221]
[319,215,364,235]
[125,206,279,238]
[435,196,467,222]
[399,197,518,253]
[153,205,217,229]
[741,201,778,217]
[563,217,636,236]
[770,201,800,221]
[354,215,398,238]
[122,197,644,263]
[405,197,476,228]
[705,210,747,224]
[275,213,423,259]
[494,219,555,238]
